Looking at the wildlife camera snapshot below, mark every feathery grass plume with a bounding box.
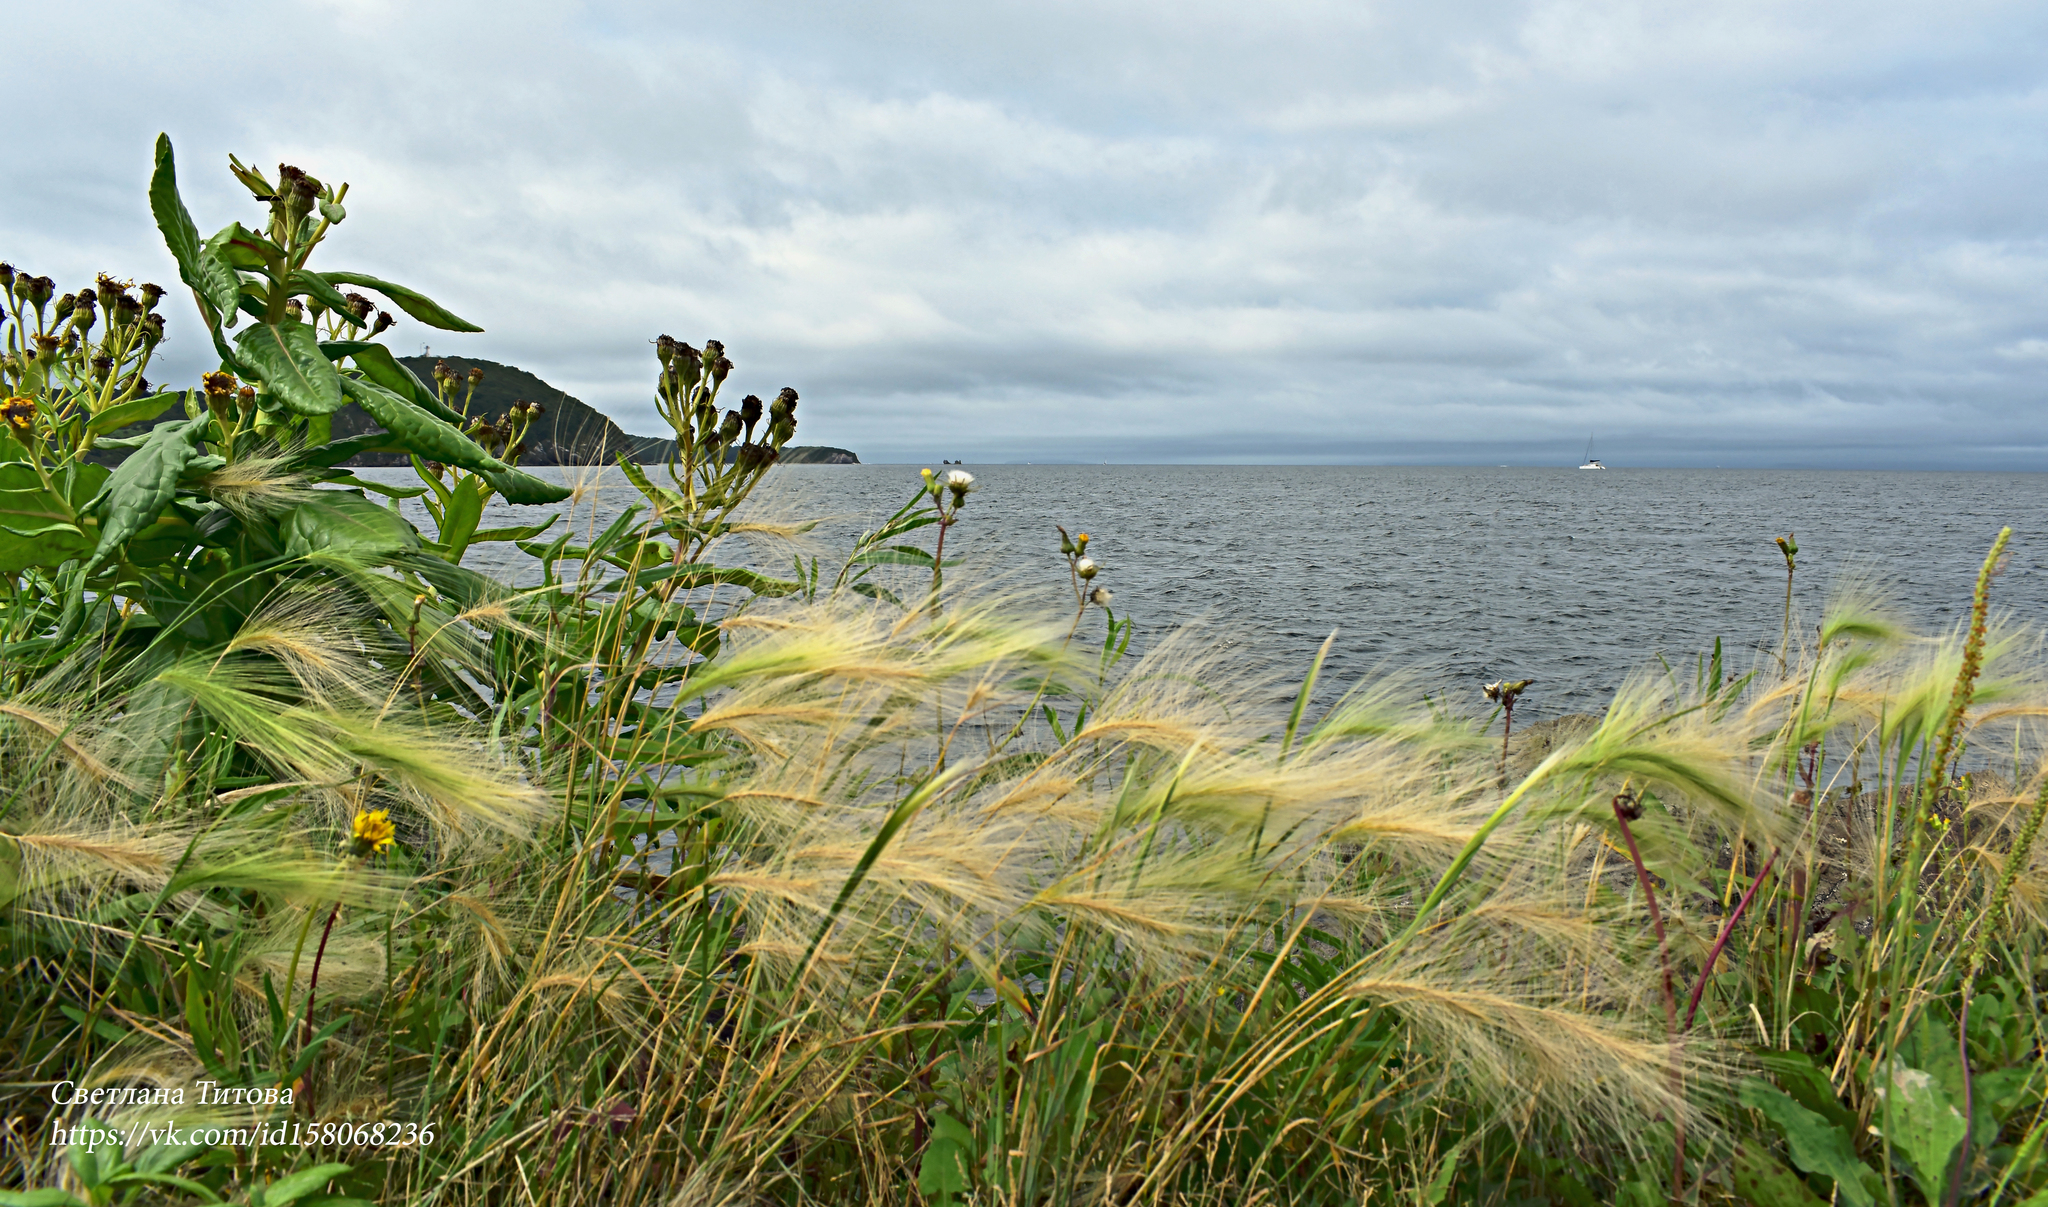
[193,452,315,519]
[223,585,385,708]
[0,699,137,793]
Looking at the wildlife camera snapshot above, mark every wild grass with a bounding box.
[4,462,2044,1207]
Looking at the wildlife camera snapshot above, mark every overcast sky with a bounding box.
[9,1,2046,466]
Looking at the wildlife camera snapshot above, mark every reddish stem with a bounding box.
[1684,848,1778,1032]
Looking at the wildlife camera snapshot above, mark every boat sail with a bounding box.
[1579,435,1606,470]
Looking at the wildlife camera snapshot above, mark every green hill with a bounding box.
[90,354,858,467]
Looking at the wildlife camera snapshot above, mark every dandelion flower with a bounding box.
[350,809,397,856]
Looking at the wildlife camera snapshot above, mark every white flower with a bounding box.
[944,470,974,489]
[1074,557,1098,580]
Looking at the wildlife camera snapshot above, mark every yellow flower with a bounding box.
[1,396,35,434]
[349,809,396,855]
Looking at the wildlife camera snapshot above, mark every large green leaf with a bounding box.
[283,491,420,559]
[148,134,239,322]
[1730,1146,1827,1207]
[83,419,206,572]
[205,221,284,273]
[336,375,506,473]
[1741,1079,1876,1207]
[0,462,105,572]
[236,322,344,415]
[87,390,188,438]
[477,465,572,505]
[288,269,367,326]
[1872,1059,1968,1206]
[319,271,483,332]
[321,341,465,424]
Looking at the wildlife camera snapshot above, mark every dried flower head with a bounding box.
[1,396,35,434]
[1089,586,1114,607]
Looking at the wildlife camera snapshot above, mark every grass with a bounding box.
[2,466,2044,1206]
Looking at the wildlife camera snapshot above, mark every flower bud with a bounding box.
[703,339,724,359]
[344,292,373,320]
[54,294,76,320]
[656,334,676,365]
[32,334,58,361]
[433,359,451,383]
[10,274,30,301]
[139,282,164,311]
[96,274,122,309]
[528,402,545,417]
[114,292,141,323]
[142,313,165,347]
[0,264,13,291]
[770,418,795,446]
[739,393,763,428]
[718,410,743,444]
[1074,557,1098,580]
[30,276,54,308]
[371,311,395,336]
[284,299,304,323]
[91,355,114,380]
[1058,527,1075,555]
[712,356,733,385]
[468,366,484,386]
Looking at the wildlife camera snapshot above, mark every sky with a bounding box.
[7,0,2047,467]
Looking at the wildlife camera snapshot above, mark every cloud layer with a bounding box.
[8,0,2046,466]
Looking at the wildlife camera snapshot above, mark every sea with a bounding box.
[356,465,2048,726]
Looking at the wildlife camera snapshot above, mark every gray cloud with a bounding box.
[7,0,2044,467]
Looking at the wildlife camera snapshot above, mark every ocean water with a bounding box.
[357,465,2048,724]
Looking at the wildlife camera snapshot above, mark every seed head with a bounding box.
[1088,586,1113,607]
[1074,557,1098,581]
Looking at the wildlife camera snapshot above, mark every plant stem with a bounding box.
[1683,848,1777,1032]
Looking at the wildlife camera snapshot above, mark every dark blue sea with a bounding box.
[360,465,2048,724]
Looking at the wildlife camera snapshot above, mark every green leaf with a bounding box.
[336,375,505,474]
[149,134,240,322]
[917,1113,975,1198]
[283,490,421,559]
[87,390,187,438]
[288,270,366,326]
[83,418,206,572]
[619,459,690,520]
[476,465,572,505]
[320,342,464,423]
[261,1163,353,1207]
[438,477,485,553]
[617,562,802,598]
[470,516,558,543]
[0,1190,90,1206]
[206,221,285,272]
[1741,1078,1876,1207]
[1730,1144,1828,1207]
[849,545,936,568]
[0,463,103,572]
[321,473,428,499]
[1873,1059,1968,1206]
[319,270,483,332]
[236,322,344,415]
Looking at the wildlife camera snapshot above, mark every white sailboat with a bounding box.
[1578,435,1606,470]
